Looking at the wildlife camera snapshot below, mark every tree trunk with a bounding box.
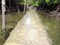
[24,0,26,13]
[2,0,7,39]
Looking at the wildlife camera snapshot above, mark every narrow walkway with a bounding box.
[4,9,52,45]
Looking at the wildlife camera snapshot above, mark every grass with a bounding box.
[37,11,60,45]
[0,12,24,45]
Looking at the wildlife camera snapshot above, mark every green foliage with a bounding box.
[45,0,50,3]
[31,0,39,6]
[18,0,60,6]
[54,0,59,4]
[18,0,40,6]
[45,0,59,4]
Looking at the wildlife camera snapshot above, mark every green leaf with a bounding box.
[45,0,50,3]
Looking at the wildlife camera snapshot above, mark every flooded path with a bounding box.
[4,9,52,45]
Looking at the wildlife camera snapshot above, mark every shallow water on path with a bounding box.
[4,9,52,45]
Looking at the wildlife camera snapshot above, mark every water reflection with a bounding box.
[26,16,31,25]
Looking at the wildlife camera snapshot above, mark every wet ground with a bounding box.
[4,9,52,45]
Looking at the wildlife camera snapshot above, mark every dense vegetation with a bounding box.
[0,0,59,12]
[0,0,60,45]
